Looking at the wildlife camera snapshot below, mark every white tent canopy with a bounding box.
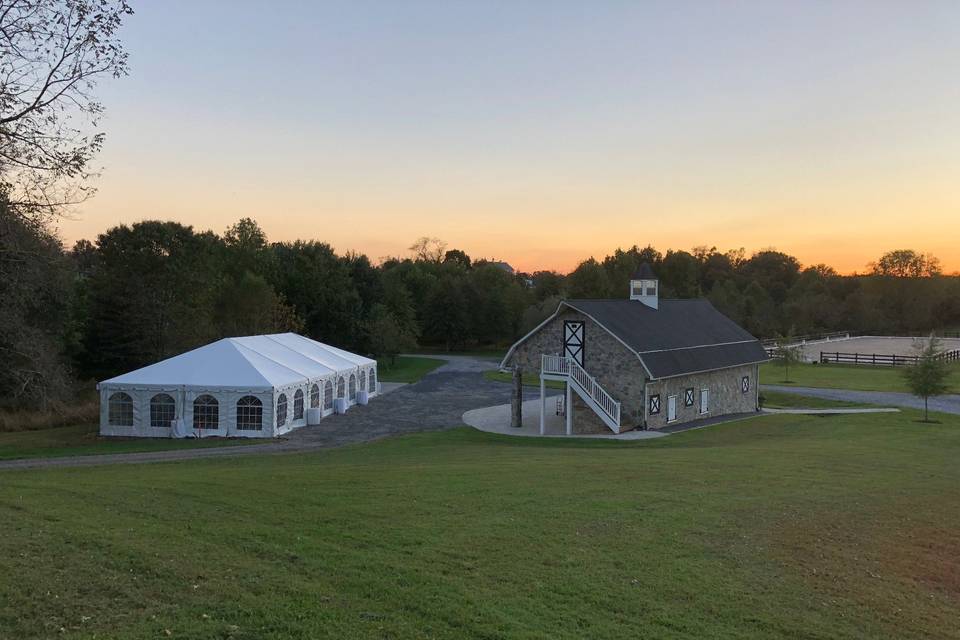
[98,333,378,438]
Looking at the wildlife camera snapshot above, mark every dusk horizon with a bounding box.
[59,212,958,276]
[53,0,959,275]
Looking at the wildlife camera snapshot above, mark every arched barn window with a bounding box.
[193,395,219,430]
[368,369,376,392]
[149,393,176,428]
[236,396,263,431]
[337,377,345,398]
[324,381,334,409]
[277,393,288,427]
[310,383,320,409]
[349,374,357,400]
[108,392,134,426]
[293,389,304,420]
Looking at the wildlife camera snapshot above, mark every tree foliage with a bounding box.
[871,249,941,278]
[902,335,950,422]
[0,0,133,223]
[774,329,803,384]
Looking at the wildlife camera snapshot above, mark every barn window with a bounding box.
[648,394,661,415]
[368,369,376,392]
[277,393,288,427]
[741,376,750,393]
[149,393,176,428]
[108,392,134,426]
[324,380,334,409]
[293,389,304,420]
[337,377,345,398]
[310,383,320,409]
[349,374,357,400]
[684,388,695,407]
[236,396,263,431]
[193,395,219,430]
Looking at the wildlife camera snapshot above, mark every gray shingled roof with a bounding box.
[630,263,657,280]
[563,298,769,379]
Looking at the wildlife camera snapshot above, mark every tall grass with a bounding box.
[0,400,99,432]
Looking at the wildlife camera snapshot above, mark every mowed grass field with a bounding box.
[761,361,960,393]
[0,423,263,461]
[376,356,446,384]
[2,411,959,639]
[483,369,566,390]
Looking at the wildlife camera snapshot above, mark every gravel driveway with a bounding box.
[762,385,960,415]
[0,356,529,471]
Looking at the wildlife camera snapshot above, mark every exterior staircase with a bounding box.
[541,355,622,433]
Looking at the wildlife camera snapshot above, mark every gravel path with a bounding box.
[762,385,960,415]
[0,356,514,471]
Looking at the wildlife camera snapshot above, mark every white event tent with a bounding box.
[98,333,378,438]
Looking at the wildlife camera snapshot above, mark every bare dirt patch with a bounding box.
[799,336,960,362]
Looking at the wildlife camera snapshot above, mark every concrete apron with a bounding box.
[462,397,667,440]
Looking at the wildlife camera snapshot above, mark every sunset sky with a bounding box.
[60,1,960,274]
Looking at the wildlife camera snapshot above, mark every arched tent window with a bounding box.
[236,396,263,431]
[324,380,334,410]
[359,372,366,391]
[150,393,176,428]
[277,393,288,427]
[108,392,134,426]
[310,383,320,409]
[349,374,357,400]
[337,377,345,398]
[293,389,304,420]
[193,395,219,430]
[368,369,376,392]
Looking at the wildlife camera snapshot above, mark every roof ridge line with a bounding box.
[231,339,313,382]
[638,339,760,354]
[263,335,340,374]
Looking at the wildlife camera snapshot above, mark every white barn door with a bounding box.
[667,395,677,422]
[563,321,585,366]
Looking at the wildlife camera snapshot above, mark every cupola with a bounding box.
[629,263,659,309]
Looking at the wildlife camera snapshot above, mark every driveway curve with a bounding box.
[1,355,548,471]
[762,384,960,415]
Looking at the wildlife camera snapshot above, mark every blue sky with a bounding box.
[67,0,960,272]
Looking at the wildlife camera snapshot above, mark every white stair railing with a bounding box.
[541,354,570,376]
[540,355,621,428]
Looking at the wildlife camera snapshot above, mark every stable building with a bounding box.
[98,333,378,438]
[500,264,768,434]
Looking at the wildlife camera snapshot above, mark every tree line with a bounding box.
[4,201,960,412]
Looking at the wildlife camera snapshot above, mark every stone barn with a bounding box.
[500,264,769,434]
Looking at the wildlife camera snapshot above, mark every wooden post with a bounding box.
[511,366,523,428]
[539,376,546,435]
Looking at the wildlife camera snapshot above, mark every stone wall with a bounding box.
[644,363,759,430]
[570,394,610,434]
[507,307,647,430]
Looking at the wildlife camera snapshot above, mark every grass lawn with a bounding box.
[760,390,872,410]
[483,369,566,390]
[411,348,506,360]
[0,423,263,461]
[761,360,960,393]
[376,356,446,384]
[2,411,959,638]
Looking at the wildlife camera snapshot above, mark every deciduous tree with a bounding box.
[903,335,950,422]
